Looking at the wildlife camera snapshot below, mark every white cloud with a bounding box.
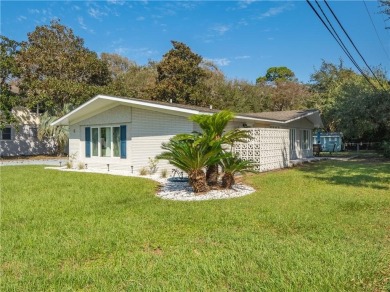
[78,17,94,33]
[28,9,40,14]
[88,7,108,20]
[114,47,130,55]
[17,15,27,21]
[136,16,145,21]
[107,0,126,5]
[235,55,250,60]
[130,47,158,57]
[239,0,256,9]
[205,58,231,67]
[72,5,81,11]
[259,3,294,19]
[212,24,231,35]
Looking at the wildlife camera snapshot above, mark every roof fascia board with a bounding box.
[70,103,120,125]
[98,95,203,116]
[235,115,286,124]
[284,111,319,124]
[52,95,209,126]
[51,95,103,126]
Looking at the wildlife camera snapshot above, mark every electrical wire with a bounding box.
[313,0,367,78]
[306,0,379,90]
[363,0,390,62]
[323,0,387,90]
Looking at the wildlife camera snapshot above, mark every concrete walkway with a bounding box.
[0,158,67,167]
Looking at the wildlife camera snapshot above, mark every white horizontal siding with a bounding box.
[69,105,194,173]
[131,107,194,173]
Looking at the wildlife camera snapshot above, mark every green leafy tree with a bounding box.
[153,41,207,105]
[309,60,356,131]
[17,20,111,112]
[101,53,136,80]
[256,66,296,84]
[327,72,390,141]
[380,0,390,28]
[0,36,22,127]
[104,61,157,100]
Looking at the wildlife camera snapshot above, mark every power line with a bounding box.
[306,0,379,90]
[313,0,367,77]
[363,0,390,62]
[323,0,387,90]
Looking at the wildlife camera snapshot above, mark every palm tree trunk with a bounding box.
[222,173,235,189]
[206,164,219,186]
[189,170,209,193]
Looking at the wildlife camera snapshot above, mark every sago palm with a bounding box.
[219,152,255,189]
[157,134,222,193]
[190,110,252,186]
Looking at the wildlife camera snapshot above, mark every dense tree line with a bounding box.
[1,20,389,144]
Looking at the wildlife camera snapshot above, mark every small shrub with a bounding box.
[139,167,149,176]
[160,169,168,178]
[78,162,85,170]
[66,161,73,169]
[382,141,390,158]
[148,157,159,174]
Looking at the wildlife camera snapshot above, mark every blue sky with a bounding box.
[1,1,389,83]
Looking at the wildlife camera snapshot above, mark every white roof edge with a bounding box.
[51,95,101,126]
[236,110,321,125]
[97,95,202,115]
[51,95,204,126]
[235,115,286,124]
[284,110,320,124]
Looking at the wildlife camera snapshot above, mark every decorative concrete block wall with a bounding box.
[233,128,290,172]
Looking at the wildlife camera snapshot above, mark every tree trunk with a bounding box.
[206,164,219,186]
[222,173,235,189]
[189,170,209,193]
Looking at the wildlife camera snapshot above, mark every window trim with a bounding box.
[87,125,122,158]
[302,129,311,151]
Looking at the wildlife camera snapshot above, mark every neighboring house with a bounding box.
[0,107,56,157]
[313,132,344,152]
[52,95,323,173]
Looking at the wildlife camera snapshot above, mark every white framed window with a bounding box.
[89,126,121,158]
[289,128,296,151]
[302,129,311,150]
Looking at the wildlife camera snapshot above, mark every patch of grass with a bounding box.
[1,161,389,291]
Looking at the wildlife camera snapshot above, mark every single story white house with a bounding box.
[0,107,57,157]
[52,95,323,173]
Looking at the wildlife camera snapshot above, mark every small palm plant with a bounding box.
[219,152,255,189]
[38,112,69,156]
[190,110,252,186]
[38,104,72,156]
[157,134,222,193]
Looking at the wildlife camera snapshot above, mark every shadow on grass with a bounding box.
[297,159,390,190]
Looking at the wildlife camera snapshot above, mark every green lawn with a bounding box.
[1,159,390,291]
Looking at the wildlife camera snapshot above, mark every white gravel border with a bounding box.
[46,167,255,201]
